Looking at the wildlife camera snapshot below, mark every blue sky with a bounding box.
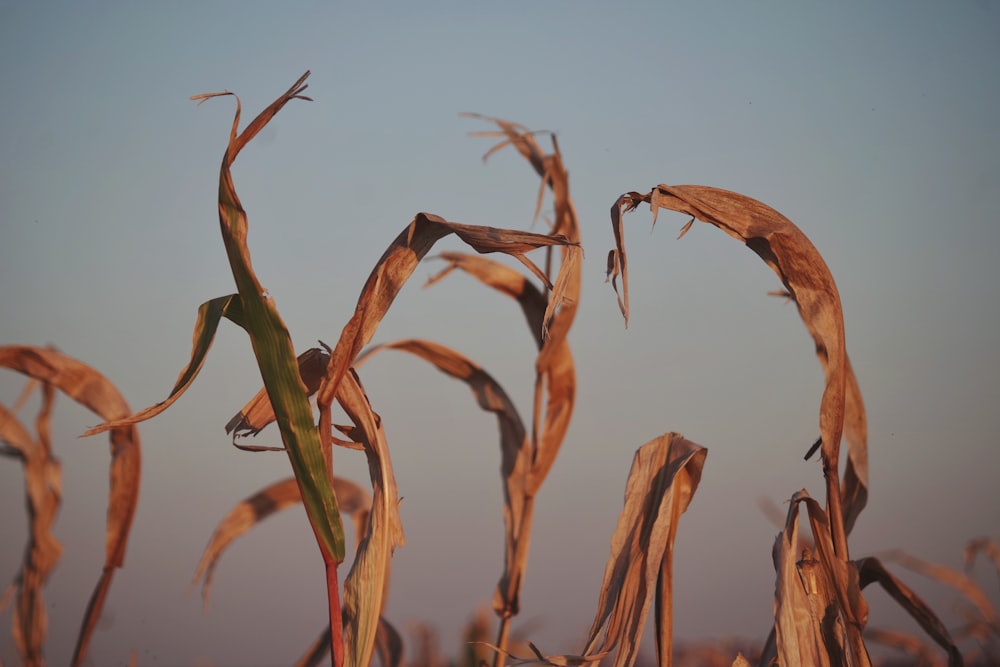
[1,2,998,665]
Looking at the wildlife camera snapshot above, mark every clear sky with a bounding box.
[1,2,998,666]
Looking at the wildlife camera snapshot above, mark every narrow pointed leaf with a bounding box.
[83,294,241,436]
[194,71,345,563]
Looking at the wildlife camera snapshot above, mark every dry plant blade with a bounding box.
[771,495,846,666]
[334,370,405,667]
[609,185,869,557]
[225,346,330,438]
[855,557,963,667]
[522,433,706,667]
[433,119,582,652]
[883,549,999,629]
[426,253,548,347]
[311,213,579,434]
[83,294,243,437]
[0,385,61,667]
[769,490,870,667]
[225,216,577,441]
[0,345,141,667]
[192,476,372,610]
[356,338,534,618]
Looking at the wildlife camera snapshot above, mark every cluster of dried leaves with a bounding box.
[2,72,998,667]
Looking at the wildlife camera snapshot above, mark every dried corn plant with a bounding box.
[5,70,987,667]
[353,115,582,667]
[83,72,579,667]
[605,186,967,667]
[0,345,141,667]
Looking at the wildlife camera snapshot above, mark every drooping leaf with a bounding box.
[0,345,141,667]
[192,476,372,609]
[224,216,578,440]
[608,185,868,554]
[855,556,963,667]
[427,118,582,639]
[356,338,533,620]
[83,294,242,437]
[883,549,999,629]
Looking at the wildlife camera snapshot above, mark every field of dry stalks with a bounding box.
[2,72,998,667]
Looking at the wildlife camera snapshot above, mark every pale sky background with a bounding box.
[2,2,999,666]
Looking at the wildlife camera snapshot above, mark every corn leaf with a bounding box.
[769,490,871,667]
[0,345,141,667]
[334,369,405,667]
[527,433,706,667]
[425,119,581,640]
[356,337,533,619]
[771,492,848,667]
[225,216,578,439]
[609,185,868,551]
[883,549,999,629]
[855,556,962,667]
[0,386,61,667]
[192,476,372,610]
[192,72,347,564]
[82,294,242,437]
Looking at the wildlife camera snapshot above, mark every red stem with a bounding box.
[326,560,344,667]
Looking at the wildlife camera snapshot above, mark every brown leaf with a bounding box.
[192,476,372,609]
[608,185,868,550]
[856,557,963,667]
[314,213,579,427]
[562,433,707,667]
[770,490,872,666]
[336,370,405,667]
[883,549,999,629]
[0,345,141,667]
[356,338,533,620]
[226,216,578,440]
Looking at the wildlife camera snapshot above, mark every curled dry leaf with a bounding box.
[855,557,962,667]
[608,185,868,555]
[192,476,372,610]
[0,386,62,667]
[769,490,871,667]
[0,345,141,667]
[356,336,534,621]
[431,119,581,643]
[519,433,706,667]
[224,217,578,440]
[335,369,405,667]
